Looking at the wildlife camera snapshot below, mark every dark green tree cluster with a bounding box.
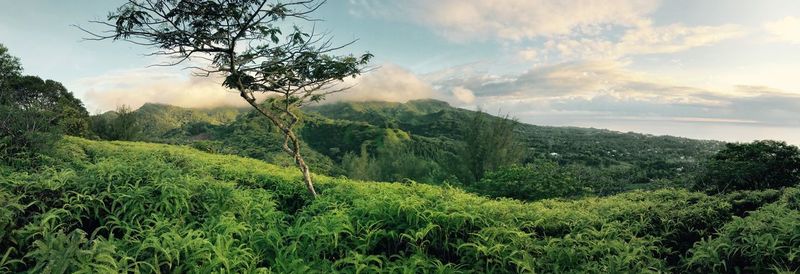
[90,105,143,141]
[473,160,585,201]
[340,129,449,183]
[0,44,91,167]
[695,140,800,193]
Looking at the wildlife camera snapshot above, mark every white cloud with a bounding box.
[79,63,439,111]
[619,23,746,55]
[427,59,800,129]
[517,48,539,61]
[322,64,436,103]
[353,0,658,41]
[764,16,800,44]
[79,68,248,112]
[543,23,747,60]
[451,86,476,103]
[353,0,746,63]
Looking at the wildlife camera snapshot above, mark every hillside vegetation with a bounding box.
[94,100,723,197]
[1,137,798,273]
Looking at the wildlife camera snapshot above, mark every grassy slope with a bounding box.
[2,137,797,273]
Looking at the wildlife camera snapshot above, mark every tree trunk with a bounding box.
[287,130,318,197]
[238,92,318,197]
[295,152,318,197]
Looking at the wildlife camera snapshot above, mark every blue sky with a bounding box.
[2,0,800,143]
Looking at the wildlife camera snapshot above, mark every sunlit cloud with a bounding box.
[352,0,659,41]
[451,86,476,104]
[79,68,249,112]
[535,23,748,61]
[764,16,800,44]
[426,59,800,130]
[78,63,440,112]
[323,63,437,103]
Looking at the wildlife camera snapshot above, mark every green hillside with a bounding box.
[97,103,246,140]
[108,100,723,196]
[2,137,797,273]
[307,99,722,167]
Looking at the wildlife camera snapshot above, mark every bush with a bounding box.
[695,140,800,193]
[0,137,785,273]
[687,190,800,273]
[0,105,61,167]
[473,160,586,201]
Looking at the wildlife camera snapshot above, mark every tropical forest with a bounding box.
[2,0,800,273]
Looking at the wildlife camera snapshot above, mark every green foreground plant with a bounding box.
[2,137,797,273]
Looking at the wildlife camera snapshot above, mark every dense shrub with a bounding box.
[721,189,783,217]
[695,140,800,193]
[0,137,757,273]
[0,106,61,168]
[473,160,586,201]
[687,188,800,273]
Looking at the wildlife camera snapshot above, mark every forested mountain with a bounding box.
[93,99,723,197]
[307,99,722,168]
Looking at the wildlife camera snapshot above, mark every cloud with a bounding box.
[434,60,721,103]
[79,63,439,111]
[543,23,747,60]
[427,59,800,129]
[764,16,800,44]
[517,48,539,61]
[451,87,476,103]
[353,0,745,63]
[352,0,658,41]
[319,63,437,103]
[79,68,248,112]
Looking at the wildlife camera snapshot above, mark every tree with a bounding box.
[90,105,143,141]
[461,110,523,183]
[0,44,92,166]
[0,44,22,86]
[84,0,372,197]
[695,140,800,193]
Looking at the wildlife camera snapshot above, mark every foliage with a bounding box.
[136,103,242,139]
[695,140,800,193]
[308,99,721,191]
[0,43,22,87]
[0,137,771,273]
[0,45,91,167]
[90,105,143,141]
[473,160,586,201]
[687,188,800,273]
[340,130,448,183]
[90,99,725,200]
[460,110,523,183]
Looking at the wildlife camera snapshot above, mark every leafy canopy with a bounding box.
[0,44,91,167]
[696,140,800,192]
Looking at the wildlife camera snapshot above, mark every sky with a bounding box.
[1,0,800,143]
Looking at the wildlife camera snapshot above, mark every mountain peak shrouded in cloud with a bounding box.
[2,0,800,143]
[80,63,439,112]
[321,64,437,103]
[80,68,246,112]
